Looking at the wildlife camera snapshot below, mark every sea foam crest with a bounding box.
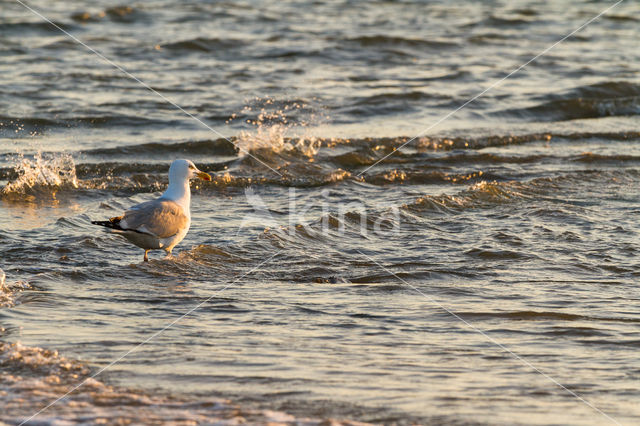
[2,152,78,196]
[231,98,324,157]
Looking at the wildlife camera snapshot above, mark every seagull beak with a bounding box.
[196,170,212,181]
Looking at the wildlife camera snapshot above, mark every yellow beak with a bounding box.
[196,170,212,181]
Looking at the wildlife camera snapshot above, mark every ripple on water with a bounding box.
[1,341,359,425]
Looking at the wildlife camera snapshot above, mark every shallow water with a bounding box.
[1,0,640,424]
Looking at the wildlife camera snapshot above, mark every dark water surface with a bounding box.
[1,0,639,424]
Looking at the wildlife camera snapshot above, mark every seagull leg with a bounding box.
[144,250,149,262]
[164,249,173,260]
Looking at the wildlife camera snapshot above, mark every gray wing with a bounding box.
[120,200,188,238]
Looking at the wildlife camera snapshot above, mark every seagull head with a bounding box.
[169,159,212,184]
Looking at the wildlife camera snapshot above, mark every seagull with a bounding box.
[92,159,211,262]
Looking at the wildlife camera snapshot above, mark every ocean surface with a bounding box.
[1,0,640,424]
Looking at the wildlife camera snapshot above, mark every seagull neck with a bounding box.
[162,180,191,211]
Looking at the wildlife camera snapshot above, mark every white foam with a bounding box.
[0,341,368,425]
[232,100,323,157]
[2,152,78,196]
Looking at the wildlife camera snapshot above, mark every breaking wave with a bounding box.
[230,98,326,158]
[0,340,370,425]
[4,129,640,198]
[405,170,640,214]
[1,153,78,200]
[0,281,33,309]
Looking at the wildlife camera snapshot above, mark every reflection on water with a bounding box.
[0,195,83,231]
[1,0,639,424]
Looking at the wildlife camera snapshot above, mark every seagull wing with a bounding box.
[120,200,189,238]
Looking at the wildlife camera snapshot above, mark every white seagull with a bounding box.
[92,159,211,262]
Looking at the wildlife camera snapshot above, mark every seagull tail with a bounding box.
[91,216,124,231]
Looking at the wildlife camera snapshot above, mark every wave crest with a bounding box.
[2,153,78,199]
[230,98,325,158]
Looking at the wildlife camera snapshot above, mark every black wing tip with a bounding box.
[91,219,123,230]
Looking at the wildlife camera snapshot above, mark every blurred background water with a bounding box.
[1,0,640,424]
